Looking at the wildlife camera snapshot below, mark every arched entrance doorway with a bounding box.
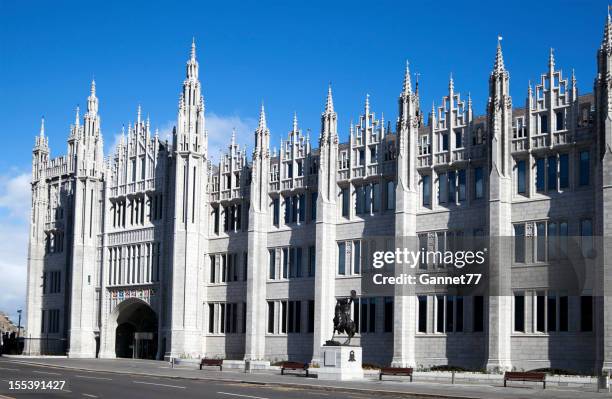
[113,299,158,359]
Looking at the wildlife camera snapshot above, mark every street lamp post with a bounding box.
[17,310,22,339]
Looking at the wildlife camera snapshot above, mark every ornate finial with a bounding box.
[137,104,142,123]
[414,71,420,96]
[572,68,577,86]
[349,120,354,137]
[191,37,196,60]
[365,93,370,114]
[292,112,298,132]
[494,36,505,73]
[39,116,45,137]
[549,47,555,70]
[258,102,267,130]
[403,60,412,95]
[231,128,236,146]
[604,7,612,49]
[468,92,472,108]
[75,105,80,126]
[325,83,334,114]
[449,73,454,92]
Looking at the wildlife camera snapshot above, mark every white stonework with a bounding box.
[23,15,612,375]
[316,346,364,380]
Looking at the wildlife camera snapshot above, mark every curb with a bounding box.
[5,359,479,399]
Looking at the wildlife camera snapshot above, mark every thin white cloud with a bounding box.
[206,112,257,163]
[0,172,30,325]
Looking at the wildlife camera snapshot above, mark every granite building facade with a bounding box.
[25,14,612,374]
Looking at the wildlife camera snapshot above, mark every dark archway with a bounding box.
[114,301,158,359]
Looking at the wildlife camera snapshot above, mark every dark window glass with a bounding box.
[514,224,525,263]
[541,114,548,133]
[536,294,545,332]
[418,296,427,333]
[338,242,346,275]
[269,250,275,279]
[272,198,279,226]
[547,156,557,191]
[536,158,545,192]
[559,154,569,189]
[514,294,525,332]
[474,167,484,199]
[384,297,393,333]
[517,160,526,193]
[448,171,456,202]
[308,300,315,333]
[310,192,318,220]
[559,296,568,332]
[341,188,349,217]
[547,294,557,332]
[436,295,445,333]
[422,175,431,206]
[473,296,484,332]
[267,302,274,333]
[581,296,593,332]
[456,296,464,332]
[580,151,590,186]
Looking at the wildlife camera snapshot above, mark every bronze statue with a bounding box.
[328,290,357,345]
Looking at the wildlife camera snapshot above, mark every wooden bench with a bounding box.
[379,367,414,381]
[199,358,223,371]
[504,371,546,389]
[280,361,309,377]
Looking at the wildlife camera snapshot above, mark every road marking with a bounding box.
[75,375,113,381]
[133,381,185,389]
[82,394,98,398]
[0,367,19,371]
[217,392,271,399]
[32,370,61,375]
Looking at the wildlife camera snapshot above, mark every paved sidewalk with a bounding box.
[2,356,611,399]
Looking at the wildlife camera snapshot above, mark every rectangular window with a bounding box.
[581,296,593,332]
[536,158,545,192]
[559,295,568,332]
[268,250,275,279]
[536,222,546,262]
[547,156,557,191]
[243,252,248,281]
[442,133,449,151]
[386,181,395,210]
[436,295,444,333]
[580,150,590,186]
[310,192,317,221]
[458,170,466,201]
[581,219,593,258]
[422,175,431,206]
[474,167,484,199]
[456,296,464,332]
[418,296,427,333]
[448,171,456,202]
[540,114,548,133]
[384,297,393,333]
[267,302,274,333]
[353,241,361,274]
[455,129,463,148]
[338,242,346,275]
[341,188,349,217]
[281,301,287,334]
[514,224,525,263]
[284,196,291,224]
[308,245,316,277]
[556,111,564,131]
[547,294,557,332]
[355,185,365,214]
[438,173,448,204]
[220,304,226,333]
[372,183,380,212]
[282,248,288,278]
[208,303,215,333]
[210,255,216,283]
[272,198,279,226]
[514,293,525,332]
[559,154,569,189]
[548,222,557,260]
[517,160,526,194]
[536,293,545,332]
[446,296,455,332]
[307,300,315,333]
[473,296,484,332]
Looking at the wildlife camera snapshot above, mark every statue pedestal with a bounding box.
[316,346,364,381]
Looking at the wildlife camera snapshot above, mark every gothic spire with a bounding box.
[548,48,555,70]
[191,37,196,61]
[292,112,298,133]
[39,116,45,138]
[493,38,505,74]
[365,93,370,115]
[449,73,454,92]
[75,105,80,127]
[258,102,267,130]
[402,60,412,95]
[325,84,334,114]
[603,9,612,50]
[87,79,98,114]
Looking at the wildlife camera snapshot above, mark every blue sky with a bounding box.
[0,0,607,324]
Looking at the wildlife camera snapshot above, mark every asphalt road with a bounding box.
[0,358,417,399]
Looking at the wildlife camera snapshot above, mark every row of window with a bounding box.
[421,167,485,207]
[108,243,161,286]
[208,302,245,334]
[42,271,61,294]
[211,202,249,234]
[44,231,64,254]
[513,292,593,333]
[417,295,485,333]
[40,309,60,334]
[516,150,590,195]
[271,192,317,226]
[513,219,593,263]
[340,180,396,218]
[269,246,316,280]
[209,252,248,284]
[110,193,163,228]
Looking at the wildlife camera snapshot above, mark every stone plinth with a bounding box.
[316,345,363,381]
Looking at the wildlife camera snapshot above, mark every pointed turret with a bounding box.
[603,10,612,51]
[364,93,370,115]
[402,61,412,95]
[325,84,334,114]
[493,39,505,75]
[87,79,98,115]
[292,112,298,133]
[258,103,267,130]
[548,48,555,71]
